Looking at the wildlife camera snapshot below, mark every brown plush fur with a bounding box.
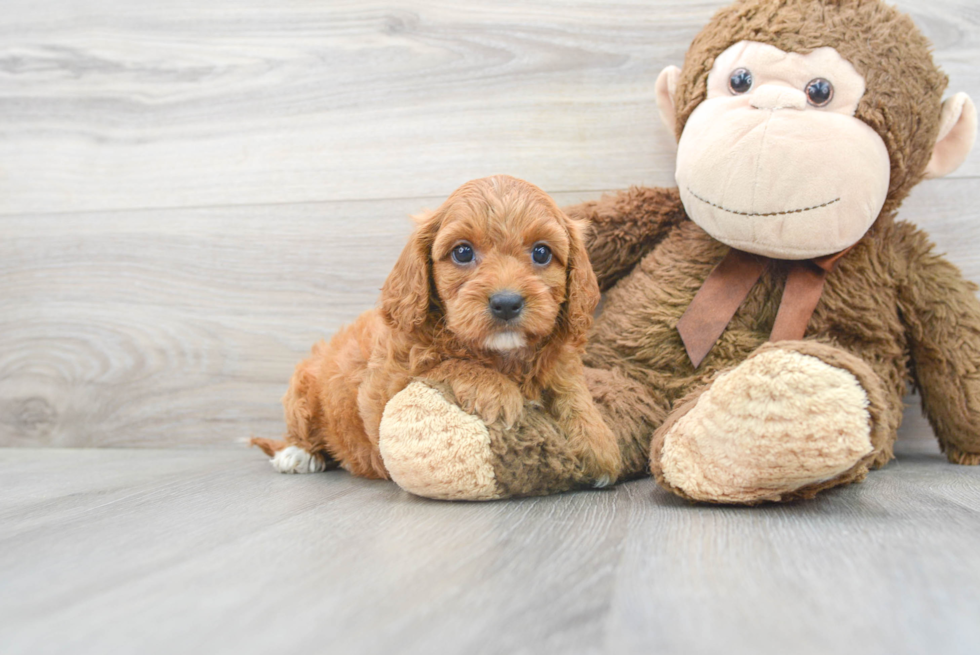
[253,175,621,482]
[572,184,980,497]
[479,367,670,497]
[409,0,980,500]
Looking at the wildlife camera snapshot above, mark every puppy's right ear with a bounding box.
[380,211,442,332]
[559,213,601,347]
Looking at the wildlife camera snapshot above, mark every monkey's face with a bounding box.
[674,42,891,260]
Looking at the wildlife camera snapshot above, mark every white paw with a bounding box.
[270,446,326,474]
[592,475,612,489]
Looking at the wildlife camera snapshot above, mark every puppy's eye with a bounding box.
[451,243,474,264]
[531,244,552,265]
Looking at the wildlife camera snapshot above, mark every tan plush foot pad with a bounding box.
[379,381,502,501]
[659,349,874,503]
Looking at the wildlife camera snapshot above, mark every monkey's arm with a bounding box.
[895,225,980,464]
[563,186,687,291]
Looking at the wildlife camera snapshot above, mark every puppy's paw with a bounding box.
[576,429,622,485]
[561,409,622,485]
[270,446,328,474]
[452,375,525,428]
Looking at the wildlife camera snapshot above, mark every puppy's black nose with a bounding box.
[489,292,524,321]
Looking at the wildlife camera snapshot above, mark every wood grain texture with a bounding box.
[2,181,979,448]
[2,0,980,449]
[3,5,979,653]
[0,0,977,215]
[0,198,414,447]
[1,439,978,655]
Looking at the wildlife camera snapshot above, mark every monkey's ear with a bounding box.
[925,93,977,179]
[655,65,681,138]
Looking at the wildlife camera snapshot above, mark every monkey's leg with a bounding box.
[650,341,894,504]
[377,368,668,500]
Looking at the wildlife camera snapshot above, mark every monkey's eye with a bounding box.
[451,243,475,264]
[531,244,552,265]
[805,78,834,107]
[728,68,753,94]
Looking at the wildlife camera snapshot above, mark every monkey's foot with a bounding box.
[651,345,876,504]
[379,381,587,500]
[379,381,504,500]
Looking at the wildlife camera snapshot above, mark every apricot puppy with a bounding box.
[251,175,620,486]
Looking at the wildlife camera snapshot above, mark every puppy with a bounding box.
[251,175,620,484]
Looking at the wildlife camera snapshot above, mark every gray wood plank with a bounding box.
[1,0,979,450]
[0,0,977,215]
[2,181,979,448]
[3,3,979,653]
[0,197,416,447]
[0,443,977,655]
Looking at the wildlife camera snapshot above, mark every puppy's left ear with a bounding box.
[380,211,442,333]
[559,213,600,346]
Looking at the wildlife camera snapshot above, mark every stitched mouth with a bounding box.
[686,187,841,217]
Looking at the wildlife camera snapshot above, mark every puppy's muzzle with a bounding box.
[489,292,524,322]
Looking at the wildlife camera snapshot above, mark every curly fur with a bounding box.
[252,175,620,482]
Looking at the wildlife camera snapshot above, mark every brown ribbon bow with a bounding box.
[677,248,849,368]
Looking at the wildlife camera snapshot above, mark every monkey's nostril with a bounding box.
[489,292,525,321]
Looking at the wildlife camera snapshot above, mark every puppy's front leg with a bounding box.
[424,359,525,428]
[547,361,621,485]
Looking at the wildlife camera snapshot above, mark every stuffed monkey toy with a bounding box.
[378,0,980,503]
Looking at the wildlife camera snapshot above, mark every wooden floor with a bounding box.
[3,1,980,653]
[2,0,979,448]
[2,429,979,655]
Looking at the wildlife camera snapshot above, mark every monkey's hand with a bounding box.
[564,186,686,291]
[897,225,980,465]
